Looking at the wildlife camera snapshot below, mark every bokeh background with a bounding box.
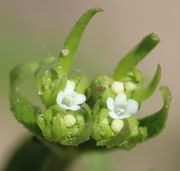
[0,0,180,171]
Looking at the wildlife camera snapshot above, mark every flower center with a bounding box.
[114,104,127,116]
[62,95,76,107]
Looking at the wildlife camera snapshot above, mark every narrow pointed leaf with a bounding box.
[58,8,103,74]
[141,65,161,100]
[9,62,41,134]
[113,33,160,80]
[139,86,171,139]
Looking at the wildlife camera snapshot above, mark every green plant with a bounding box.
[6,8,171,171]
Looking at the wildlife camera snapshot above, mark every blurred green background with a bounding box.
[0,0,180,170]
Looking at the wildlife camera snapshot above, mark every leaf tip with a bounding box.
[149,33,160,43]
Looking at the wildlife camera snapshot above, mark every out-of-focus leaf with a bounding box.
[141,65,161,100]
[9,62,41,134]
[58,8,103,74]
[113,33,160,80]
[3,137,51,171]
[82,152,112,171]
[139,86,171,139]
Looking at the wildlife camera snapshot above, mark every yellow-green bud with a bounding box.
[125,82,136,91]
[111,81,124,94]
[101,118,109,125]
[111,119,124,133]
[64,114,76,127]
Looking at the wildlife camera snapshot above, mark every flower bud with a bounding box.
[125,82,136,91]
[111,81,124,94]
[64,114,76,127]
[90,74,115,105]
[36,104,92,146]
[111,119,124,133]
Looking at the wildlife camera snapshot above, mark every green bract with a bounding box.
[9,8,171,150]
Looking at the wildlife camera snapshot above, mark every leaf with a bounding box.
[141,65,161,100]
[58,8,103,74]
[139,86,171,139]
[9,62,41,134]
[3,136,51,171]
[113,33,160,80]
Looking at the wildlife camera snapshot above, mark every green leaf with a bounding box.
[3,136,75,171]
[58,8,103,74]
[139,86,171,139]
[3,136,51,171]
[141,65,161,100]
[9,62,41,134]
[113,33,160,80]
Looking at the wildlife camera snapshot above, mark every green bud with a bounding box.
[36,104,92,146]
[35,64,67,107]
[125,82,137,91]
[90,74,115,105]
[120,117,148,150]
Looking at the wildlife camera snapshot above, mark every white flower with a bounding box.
[111,81,124,94]
[106,93,138,119]
[56,80,86,111]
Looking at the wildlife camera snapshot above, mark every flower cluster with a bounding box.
[10,8,171,150]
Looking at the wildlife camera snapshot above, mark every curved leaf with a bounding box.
[139,86,171,139]
[58,8,103,74]
[141,65,161,100]
[9,62,41,134]
[113,33,160,80]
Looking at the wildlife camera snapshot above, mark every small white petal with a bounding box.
[56,91,64,105]
[107,97,115,111]
[117,113,132,119]
[64,80,75,95]
[111,81,124,94]
[109,111,120,119]
[69,105,81,111]
[74,93,86,104]
[115,93,127,105]
[127,99,139,114]
[59,103,71,110]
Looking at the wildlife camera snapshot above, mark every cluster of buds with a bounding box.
[10,8,171,150]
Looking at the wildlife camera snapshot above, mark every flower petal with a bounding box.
[109,111,120,119]
[56,91,64,105]
[59,103,71,110]
[74,93,86,104]
[107,97,114,111]
[64,80,75,95]
[117,113,132,119]
[127,99,139,114]
[115,93,127,105]
[69,105,81,111]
